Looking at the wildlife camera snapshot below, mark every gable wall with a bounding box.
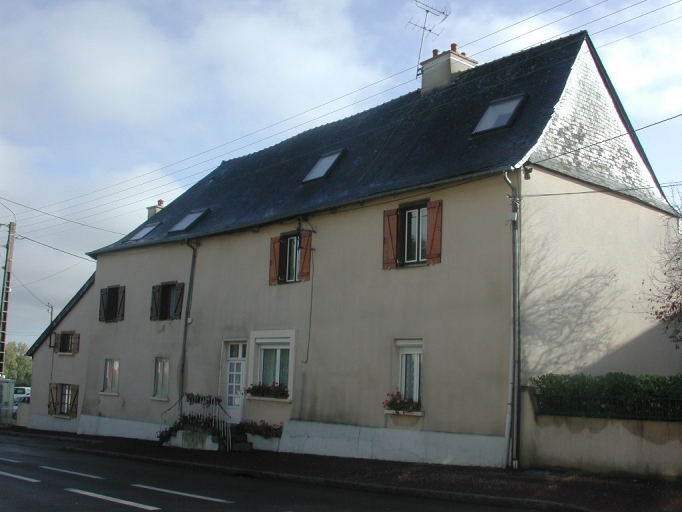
[28,283,97,432]
[519,167,681,381]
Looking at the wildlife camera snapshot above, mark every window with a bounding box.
[226,342,247,408]
[99,285,125,322]
[269,230,312,285]
[396,340,423,403]
[154,357,170,398]
[150,282,185,320]
[303,149,344,182]
[249,332,294,399]
[129,223,159,241]
[169,209,208,233]
[52,331,80,354]
[48,383,79,418]
[103,359,120,393]
[383,200,442,269]
[473,94,525,134]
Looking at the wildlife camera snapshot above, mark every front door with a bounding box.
[225,342,246,423]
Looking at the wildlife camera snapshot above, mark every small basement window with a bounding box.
[303,149,344,182]
[169,209,208,233]
[473,94,525,134]
[129,223,159,241]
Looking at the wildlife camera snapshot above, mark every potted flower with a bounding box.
[237,420,283,451]
[244,382,289,399]
[382,389,422,414]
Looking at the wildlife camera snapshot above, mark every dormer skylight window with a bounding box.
[169,209,208,233]
[303,149,344,183]
[129,223,159,242]
[473,94,526,134]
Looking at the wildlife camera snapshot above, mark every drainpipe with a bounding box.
[503,170,521,469]
[178,239,200,415]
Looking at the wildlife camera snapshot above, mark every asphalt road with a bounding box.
[0,435,528,511]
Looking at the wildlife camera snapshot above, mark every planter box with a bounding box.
[166,429,220,451]
[246,433,280,451]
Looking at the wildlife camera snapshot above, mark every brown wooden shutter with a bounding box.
[150,285,161,320]
[171,282,185,319]
[269,236,281,285]
[52,333,59,353]
[383,209,398,269]
[68,385,79,418]
[298,231,312,282]
[426,200,442,265]
[71,333,80,354]
[48,383,58,416]
[99,288,107,321]
[116,286,125,321]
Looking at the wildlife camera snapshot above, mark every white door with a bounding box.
[225,342,246,423]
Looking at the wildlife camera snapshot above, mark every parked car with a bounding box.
[13,387,31,403]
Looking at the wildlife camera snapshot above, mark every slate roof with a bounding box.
[89,31,671,257]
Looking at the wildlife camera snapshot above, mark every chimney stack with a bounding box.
[147,199,164,219]
[420,43,478,96]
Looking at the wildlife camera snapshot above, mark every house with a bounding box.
[27,31,680,469]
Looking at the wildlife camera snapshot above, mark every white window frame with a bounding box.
[285,235,299,282]
[247,330,295,401]
[153,357,170,399]
[404,206,428,264]
[396,339,423,403]
[102,359,120,394]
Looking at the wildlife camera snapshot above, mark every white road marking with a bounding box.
[132,483,233,503]
[0,457,20,463]
[65,489,160,510]
[0,470,40,483]
[40,465,105,479]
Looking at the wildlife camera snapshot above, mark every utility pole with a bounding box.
[0,222,16,376]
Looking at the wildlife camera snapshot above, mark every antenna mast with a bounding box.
[408,1,450,76]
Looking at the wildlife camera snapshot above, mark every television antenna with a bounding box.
[408,1,450,76]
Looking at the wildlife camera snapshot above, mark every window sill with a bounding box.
[50,414,73,420]
[99,391,119,397]
[151,396,169,402]
[384,410,424,417]
[245,395,292,404]
[56,352,74,356]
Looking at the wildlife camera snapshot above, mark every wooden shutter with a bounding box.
[99,288,107,321]
[383,209,398,269]
[298,231,312,282]
[52,333,59,353]
[426,200,443,265]
[68,385,79,418]
[269,236,281,285]
[171,282,185,319]
[48,383,58,416]
[71,333,80,354]
[116,286,125,321]
[150,285,161,320]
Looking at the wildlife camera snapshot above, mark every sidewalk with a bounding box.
[2,427,681,511]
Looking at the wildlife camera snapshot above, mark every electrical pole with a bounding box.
[0,222,16,376]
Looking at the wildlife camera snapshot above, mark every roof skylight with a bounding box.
[303,149,344,183]
[473,94,525,134]
[169,209,208,233]
[129,223,159,241]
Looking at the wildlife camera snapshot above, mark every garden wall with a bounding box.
[520,390,682,477]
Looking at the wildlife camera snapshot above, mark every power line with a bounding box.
[3,2,678,236]
[16,235,95,262]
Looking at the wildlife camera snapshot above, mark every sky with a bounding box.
[0,0,680,351]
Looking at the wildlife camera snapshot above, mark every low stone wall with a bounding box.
[520,390,682,477]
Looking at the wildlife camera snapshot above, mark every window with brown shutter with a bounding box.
[48,383,79,418]
[383,199,442,269]
[53,331,80,354]
[269,230,313,285]
[150,282,184,320]
[99,285,125,322]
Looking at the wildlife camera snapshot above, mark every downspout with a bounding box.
[178,239,200,415]
[503,169,521,469]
